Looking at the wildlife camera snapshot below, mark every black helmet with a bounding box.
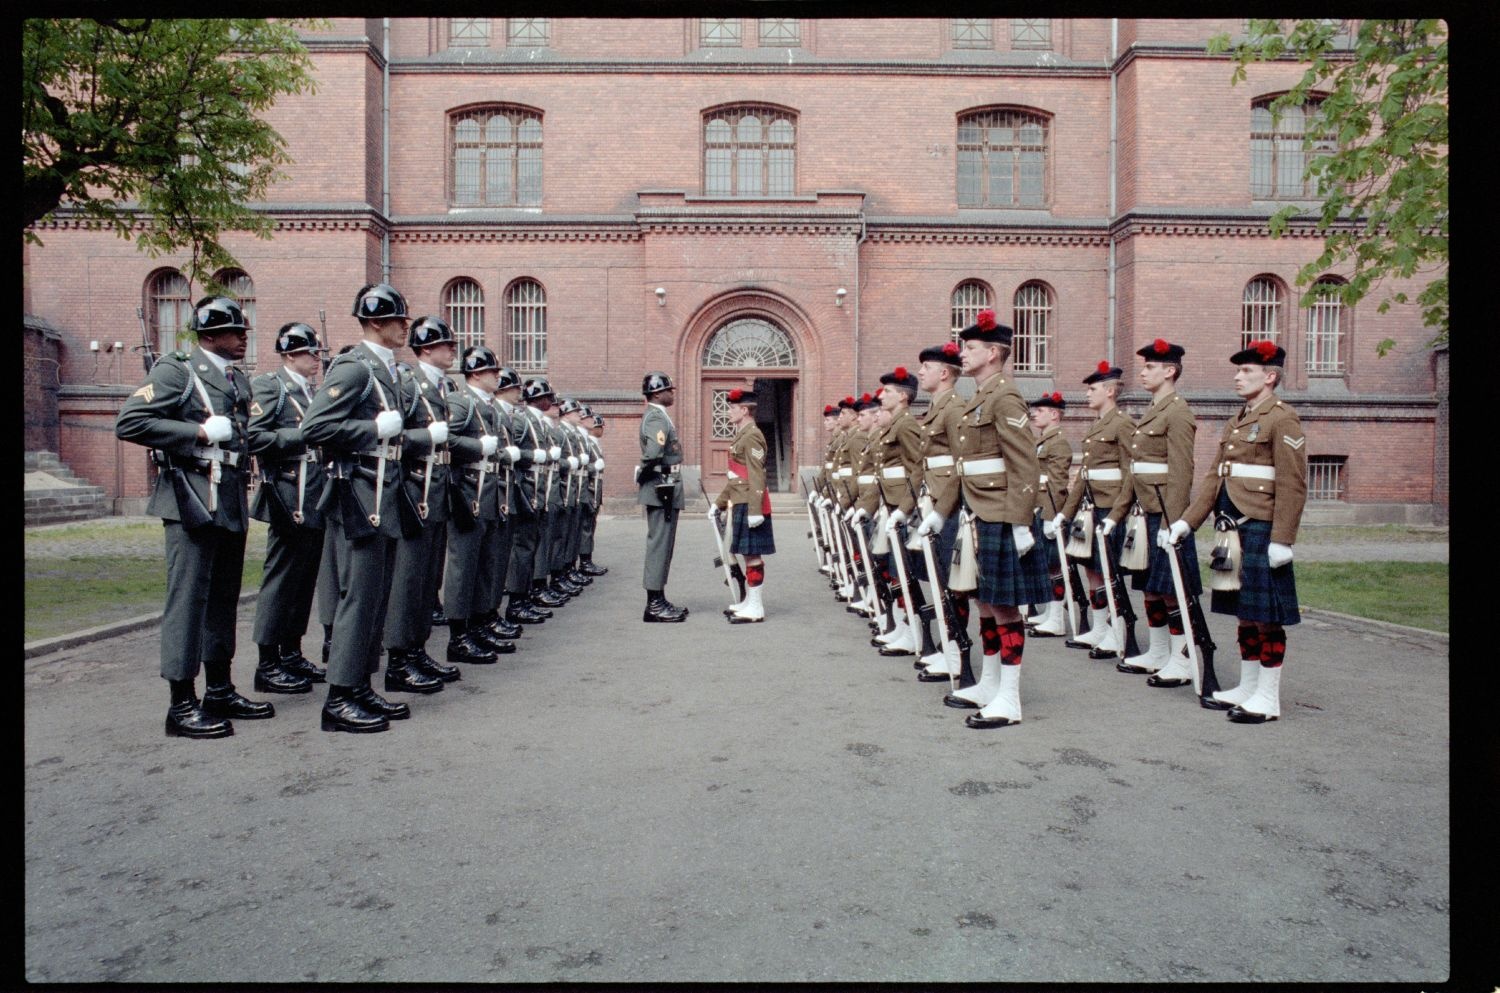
[352,283,409,321]
[460,345,500,374]
[559,397,584,416]
[495,366,522,391]
[408,315,456,349]
[274,322,322,354]
[642,371,674,396]
[591,414,605,428]
[522,377,555,402]
[190,296,248,334]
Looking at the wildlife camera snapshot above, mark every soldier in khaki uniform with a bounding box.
[711,387,775,623]
[1168,340,1307,723]
[913,340,969,686]
[869,368,928,657]
[844,393,882,617]
[810,403,841,578]
[1054,361,1137,658]
[1026,391,1073,637]
[1113,339,1204,685]
[819,397,859,599]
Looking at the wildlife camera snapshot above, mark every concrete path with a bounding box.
[24,517,1449,982]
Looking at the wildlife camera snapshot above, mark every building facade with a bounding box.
[23,17,1444,520]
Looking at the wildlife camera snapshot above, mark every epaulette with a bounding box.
[170,350,191,361]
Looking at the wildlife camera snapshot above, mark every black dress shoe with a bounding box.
[279,648,327,683]
[488,618,522,640]
[254,664,313,695]
[430,608,449,627]
[727,613,762,624]
[1088,646,1118,660]
[1200,695,1234,711]
[1116,660,1158,675]
[321,686,389,733]
[965,712,1019,729]
[529,603,555,618]
[353,684,410,720]
[1146,673,1192,688]
[580,560,608,576]
[551,579,582,597]
[469,626,517,654]
[507,606,546,625]
[202,684,275,720]
[409,648,461,682]
[534,589,568,608]
[643,598,688,623]
[165,700,234,738]
[1064,638,1095,650]
[943,692,981,709]
[1226,705,1276,724]
[385,652,444,694]
[878,644,915,657]
[448,633,498,665]
[916,669,953,683]
[567,569,592,586]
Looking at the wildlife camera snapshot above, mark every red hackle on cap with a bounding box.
[1050,391,1063,403]
[728,388,743,402]
[1253,339,1277,361]
[843,395,854,405]
[942,341,960,357]
[976,309,997,331]
[1097,360,1111,374]
[1153,338,1170,355]
[861,392,872,403]
[894,366,907,379]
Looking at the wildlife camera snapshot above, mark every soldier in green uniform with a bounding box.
[576,411,609,577]
[637,372,688,622]
[557,399,597,588]
[504,375,555,624]
[523,379,570,609]
[478,368,526,640]
[116,296,273,738]
[711,387,775,623]
[1026,391,1073,638]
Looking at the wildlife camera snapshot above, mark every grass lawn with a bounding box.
[1293,561,1448,633]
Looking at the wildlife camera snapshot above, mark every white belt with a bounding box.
[881,466,907,479]
[725,469,741,480]
[925,455,954,469]
[189,446,241,466]
[824,462,834,471]
[1220,462,1276,480]
[1083,467,1121,481]
[961,457,1006,476]
[1131,462,1168,475]
[856,474,876,484]
[1039,474,1049,484]
[837,467,853,478]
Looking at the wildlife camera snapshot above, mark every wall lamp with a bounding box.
[655,287,667,306]
[835,287,847,308]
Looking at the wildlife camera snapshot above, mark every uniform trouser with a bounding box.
[159,521,247,682]
[565,503,584,566]
[326,530,398,687]
[384,522,442,650]
[554,504,578,572]
[579,504,597,557]
[643,504,679,591]
[251,520,325,647]
[431,526,447,616]
[534,507,556,582]
[315,522,348,628]
[507,508,540,594]
[446,517,497,622]
[487,516,514,613]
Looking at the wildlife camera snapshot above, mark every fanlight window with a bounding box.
[703,319,797,368]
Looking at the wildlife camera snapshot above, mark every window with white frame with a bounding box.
[443,278,486,361]
[506,279,547,371]
[701,19,742,47]
[214,268,257,370]
[703,104,796,197]
[759,19,800,46]
[449,18,490,47]
[507,19,549,47]
[1012,281,1053,373]
[450,106,543,207]
[1241,276,1286,351]
[1305,278,1348,375]
[957,107,1050,208]
[1012,19,1052,49]
[953,19,993,49]
[1251,96,1335,199]
[950,281,992,339]
[148,270,193,358]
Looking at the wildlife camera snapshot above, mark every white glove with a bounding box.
[917,509,944,537]
[427,421,449,446]
[1012,523,1036,557]
[748,514,765,528]
[888,508,907,528]
[201,415,233,443]
[1042,518,1058,540]
[532,448,548,464]
[594,458,605,471]
[548,445,562,460]
[851,508,868,523]
[1100,518,1117,537]
[1156,526,1173,550]
[503,445,522,464]
[1268,542,1294,568]
[375,410,403,439]
[1167,519,1191,545]
[633,465,641,484]
[817,495,832,510]
[1051,513,1067,536]
[479,435,498,457]
[567,456,580,471]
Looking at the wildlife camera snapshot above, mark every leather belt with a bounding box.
[961,457,1006,476]
[1220,462,1275,480]
[836,467,854,478]
[1131,461,1168,475]
[881,466,907,479]
[357,443,402,461]
[925,455,954,469]
[1082,467,1122,481]
[188,446,241,467]
[856,474,877,484]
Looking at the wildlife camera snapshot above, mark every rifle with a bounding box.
[801,472,827,572]
[317,309,330,378]
[1094,523,1141,660]
[845,485,886,623]
[813,474,851,594]
[909,493,974,693]
[698,478,745,609]
[1041,486,1081,638]
[1147,481,1221,703]
[134,306,157,374]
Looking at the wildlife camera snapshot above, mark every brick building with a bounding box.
[23,17,1443,520]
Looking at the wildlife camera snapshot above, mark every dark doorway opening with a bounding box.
[752,377,794,492]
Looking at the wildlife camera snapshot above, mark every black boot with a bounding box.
[467,617,517,654]
[320,683,389,734]
[165,678,234,738]
[409,645,461,682]
[254,643,312,694]
[580,556,608,576]
[352,679,411,720]
[446,620,498,665]
[279,641,326,683]
[643,592,688,623]
[202,660,275,720]
[488,615,522,640]
[506,596,547,625]
[566,568,592,586]
[384,648,444,694]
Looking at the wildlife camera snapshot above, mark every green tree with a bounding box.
[22,18,322,291]
[1207,19,1448,353]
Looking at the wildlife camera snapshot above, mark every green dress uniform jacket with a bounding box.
[396,366,453,527]
[714,421,769,511]
[1182,394,1308,545]
[874,408,924,516]
[935,371,1040,526]
[247,367,327,530]
[1035,425,1073,519]
[1109,391,1196,524]
[1060,406,1136,518]
[637,403,684,508]
[446,386,503,523]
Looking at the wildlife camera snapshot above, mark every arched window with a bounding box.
[1012,281,1053,373]
[1251,95,1334,199]
[450,106,543,207]
[1305,277,1349,375]
[957,107,1051,208]
[147,269,192,357]
[703,104,797,197]
[505,279,546,371]
[213,268,256,370]
[950,281,992,339]
[703,319,797,368]
[443,278,485,359]
[1241,276,1286,350]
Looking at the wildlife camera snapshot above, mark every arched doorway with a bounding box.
[701,317,798,494]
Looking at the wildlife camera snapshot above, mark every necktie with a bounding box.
[225,367,239,405]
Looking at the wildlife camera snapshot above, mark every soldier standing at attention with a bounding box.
[477,368,526,641]
[711,388,775,623]
[1026,391,1073,638]
[1168,340,1307,723]
[116,296,271,738]
[914,341,971,687]
[246,322,330,695]
[575,411,609,578]
[638,372,688,622]
[503,372,553,625]
[871,369,928,658]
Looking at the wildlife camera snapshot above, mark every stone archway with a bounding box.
[701,318,799,492]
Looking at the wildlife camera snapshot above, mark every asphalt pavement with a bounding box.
[23,514,1450,982]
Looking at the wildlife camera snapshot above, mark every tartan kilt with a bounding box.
[730,502,777,556]
[1209,515,1300,626]
[1132,511,1202,596]
[905,514,959,586]
[1066,504,1128,573]
[1044,527,1063,574]
[975,512,1055,607]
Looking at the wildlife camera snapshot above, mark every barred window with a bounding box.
[703,319,797,368]
[1012,281,1053,373]
[1305,278,1348,375]
[443,278,486,362]
[957,108,1050,208]
[1307,455,1347,501]
[1012,19,1052,49]
[703,105,796,197]
[507,18,549,47]
[147,270,192,358]
[759,19,800,46]
[950,281,992,339]
[506,279,547,372]
[1251,96,1335,199]
[449,18,490,47]
[710,389,736,439]
[450,106,542,207]
[1241,276,1285,350]
[701,19,742,47]
[214,269,257,371]
[953,19,993,49]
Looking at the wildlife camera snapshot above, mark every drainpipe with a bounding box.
[1107,18,1118,365]
[381,18,391,282]
[852,212,867,393]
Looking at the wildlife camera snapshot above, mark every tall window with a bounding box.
[1012,282,1053,373]
[1241,276,1285,350]
[701,19,742,47]
[759,19,800,46]
[443,278,486,359]
[451,106,542,207]
[1251,96,1334,199]
[1307,456,1347,500]
[950,281,992,339]
[449,18,490,47]
[953,19,993,49]
[957,108,1050,208]
[703,105,797,197]
[214,269,257,370]
[1305,278,1348,375]
[147,270,192,358]
[507,18,549,47]
[1012,19,1052,49]
[506,280,547,371]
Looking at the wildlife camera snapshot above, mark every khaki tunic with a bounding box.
[1060,406,1136,517]
[1034,426,1073,519]
[916,389,963,513]
[1109,391,1197,524]
[714,421,768,511]
[1183,394,1308,546]
[852,429,882,517]
[873,408,925,515]
[935,371,1040,526]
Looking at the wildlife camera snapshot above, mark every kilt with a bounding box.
[730,503,776,556]
[1131,511,1202,596]
[1067,504,1128,574]
[1044,527,1063,574]
[1209,494,1299,625]
[974,511,1055,607]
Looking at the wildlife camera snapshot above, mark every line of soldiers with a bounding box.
[806,311,1308,728]
[116,284,610,738]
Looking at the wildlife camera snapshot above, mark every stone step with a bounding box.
[25,488,112,527]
